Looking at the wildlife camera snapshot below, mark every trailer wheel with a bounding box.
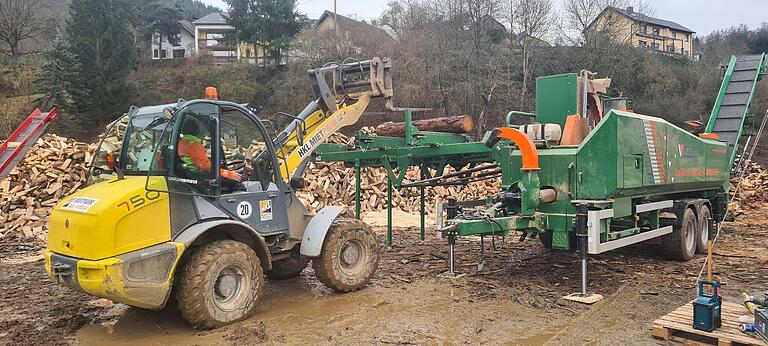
[266,248,310,280]
[696,205,711,254]
[662,208,697,261]
[177,240,264,329]
[312,218,379,292]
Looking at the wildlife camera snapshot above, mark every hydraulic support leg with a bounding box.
[420,185,425,241]
[563,202,603,304]
[577,203,589,296]
[387,176,393,246]
[439,197,459,278]
[355,160,361,219]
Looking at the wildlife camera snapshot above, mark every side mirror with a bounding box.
[162,107,175,119]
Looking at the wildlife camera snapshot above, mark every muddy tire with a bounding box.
[266,248,310,280]
[177,240,264,329]
[312,218,379,293]
[696,205,711,254]
[661,208,697,261]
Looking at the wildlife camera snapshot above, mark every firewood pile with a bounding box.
[0,134,95,241]
[729,159,768,215]
[295,163,501,215]
[294,129,501,214]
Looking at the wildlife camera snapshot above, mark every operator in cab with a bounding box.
[178,120,242,182]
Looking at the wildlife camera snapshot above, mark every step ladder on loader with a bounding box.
[0,108,58,180]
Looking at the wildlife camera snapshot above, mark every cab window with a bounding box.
[220,108,277,192]
[147,102,219,196]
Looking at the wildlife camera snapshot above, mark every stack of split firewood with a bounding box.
[730,159,768,215]
[295,163,501,214]
[0,134,95,240]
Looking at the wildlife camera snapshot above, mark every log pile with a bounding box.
[0,134,95,241]
[729,159,768,216]
[295,163,501,215]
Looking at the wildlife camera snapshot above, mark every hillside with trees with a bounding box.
[1,0,767,143]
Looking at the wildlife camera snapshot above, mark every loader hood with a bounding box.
[47,176,171,260]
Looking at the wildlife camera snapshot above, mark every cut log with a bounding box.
[374,115,474,137]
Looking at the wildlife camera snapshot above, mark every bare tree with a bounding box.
[0,0,51,70]
[559,0,652,45]
[508,0,554,107]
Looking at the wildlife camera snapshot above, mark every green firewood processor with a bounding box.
[314,54,766,299]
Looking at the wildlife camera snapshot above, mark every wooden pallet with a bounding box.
[652,300,768,346]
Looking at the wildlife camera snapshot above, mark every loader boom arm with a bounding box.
[274,58,393,180]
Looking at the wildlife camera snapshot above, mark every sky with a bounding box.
[200,0,767,36]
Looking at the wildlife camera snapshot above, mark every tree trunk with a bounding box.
[374,115,475,137]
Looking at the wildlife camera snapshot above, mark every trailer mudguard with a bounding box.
[300,206,345,257]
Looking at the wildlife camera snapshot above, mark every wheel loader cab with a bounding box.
[146,100,289,233]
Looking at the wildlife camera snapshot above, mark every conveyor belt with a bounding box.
[706,54,765,165]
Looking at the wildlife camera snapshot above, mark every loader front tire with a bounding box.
[312,218,379,292]
[177,240,264,329]
[662,208,697,261]
[266,247,310,280]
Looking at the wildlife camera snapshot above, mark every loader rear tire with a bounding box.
[662,208,697,261]
[312,218,379,293]
[177,240,264,329]
[696,205,711,254]
[266,248,310,280]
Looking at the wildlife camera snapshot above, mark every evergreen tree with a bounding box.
[181,0,219,20]
[66,0,137,125]
[140,0,183,56]
[37,34,81,113]
[224,0,305,63]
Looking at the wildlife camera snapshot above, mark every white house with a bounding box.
[151,13,273,65]
[151,20,196,60]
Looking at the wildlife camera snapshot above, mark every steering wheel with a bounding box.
[223,160,246,171]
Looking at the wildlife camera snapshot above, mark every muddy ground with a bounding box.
[0,210,766,345]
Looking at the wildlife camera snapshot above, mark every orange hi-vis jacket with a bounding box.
[178,135,238,180]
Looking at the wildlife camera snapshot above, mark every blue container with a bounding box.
[693,280,722,332]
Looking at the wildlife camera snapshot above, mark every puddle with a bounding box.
[75,274,568,345]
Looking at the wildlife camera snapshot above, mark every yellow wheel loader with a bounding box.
[45,58,393,328]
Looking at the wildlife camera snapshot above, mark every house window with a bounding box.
[639,24,647,34]
[652,27,660,36]
[153,49,159,58]
[171,34,182,47]
[672,31,677,39]
[206,33,224,47]
[161,50,167,59]
[668,44,676,53]
[652,42,660,50]
[685,34,690,42]
[173,49,185,59]
[638,40,647,48]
